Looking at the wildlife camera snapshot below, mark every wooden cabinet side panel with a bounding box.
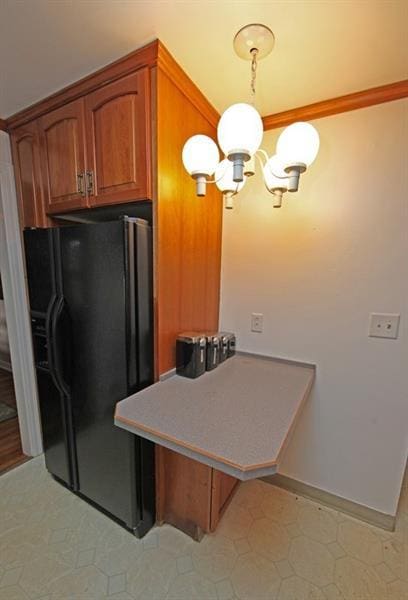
[156,69,223,375]
[210,469,240,532]
[10,121,47,228]
[156,446,212,539]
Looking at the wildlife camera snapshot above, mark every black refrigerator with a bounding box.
[24,217,155,537]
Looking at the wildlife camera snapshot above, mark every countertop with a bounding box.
[115,353,315,480]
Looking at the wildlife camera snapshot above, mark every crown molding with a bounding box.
[262,79,408,131]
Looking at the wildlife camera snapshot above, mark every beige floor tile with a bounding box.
[261,486,300,525]
[216,504,253,541]
[215,578,235,600]
[375,561,398,583]
[233,480,268,510]
[0,523,49,570]
[297,505,338,545]
[191,534,237,583]
[388,577,408,600]
[275,559,294,579]
[157,524,194,557]
[94,538,143,577]
[337,518,383,566]
[286,522,302,538]
[247,518,291,562]
[233,538,251,556]
[1,456,408,600]
[107,572,127,595]
[326,541,346,559]
[278,575,325,599]
[230,552,281,600]
[0,585,30,600]
[334,555,387,599]
[127,547,177,599]
[176,555,194,574]
[0,566,23,588]
[289,536,334,587]
[18,550,72,597]
[383,537,408,582]
[322,583,345,599]
[47,564,108,598]
[166,571,218,599]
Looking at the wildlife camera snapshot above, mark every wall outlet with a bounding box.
[369,313,400,339]
[251,313,263,333]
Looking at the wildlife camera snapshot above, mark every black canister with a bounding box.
[176,332,207,378]
[227,333,236,357]
[218,333,230,363]
[205,334,220,371]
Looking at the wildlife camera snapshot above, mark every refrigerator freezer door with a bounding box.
[59,220,149,529]
[36,369,73,486]
[24,228,77,489]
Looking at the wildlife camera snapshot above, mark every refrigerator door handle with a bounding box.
[50,295,71,397]
[125,219,138,392]
[45,294,58,380]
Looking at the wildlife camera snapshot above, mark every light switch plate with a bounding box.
[369,313,400,339]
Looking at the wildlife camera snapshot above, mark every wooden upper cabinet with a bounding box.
[11,121,45,228]
[39,99,88,214]
[85,69,151,206]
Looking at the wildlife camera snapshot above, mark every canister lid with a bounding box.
[218,331,235,341]
[203,332,220,343]
[177,332,207,343]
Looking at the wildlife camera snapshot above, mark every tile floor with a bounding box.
[0,456,407,599]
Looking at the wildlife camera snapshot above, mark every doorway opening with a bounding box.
[0,273,28,472]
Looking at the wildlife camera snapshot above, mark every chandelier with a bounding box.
[182,24,320,209]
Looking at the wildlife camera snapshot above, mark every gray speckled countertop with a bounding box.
[115,353,315,480]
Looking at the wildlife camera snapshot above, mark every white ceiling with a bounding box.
[1,0,407,119]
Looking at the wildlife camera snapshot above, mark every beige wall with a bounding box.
[220,99,408,516]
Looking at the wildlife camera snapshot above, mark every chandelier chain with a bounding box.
[250,48,258,104]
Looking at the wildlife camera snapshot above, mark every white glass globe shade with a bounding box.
[215,159,246,193]
[276,122,320,167]
[263,155,288,191]
[217,103,263,157]
[182,135,220,176]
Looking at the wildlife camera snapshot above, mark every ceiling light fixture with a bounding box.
[182,24,320,209]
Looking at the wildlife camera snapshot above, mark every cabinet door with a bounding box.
[85,69,151,206]
[39,99,88,213]
[11,121,46,228]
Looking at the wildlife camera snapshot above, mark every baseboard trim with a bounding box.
[263,473,396,532]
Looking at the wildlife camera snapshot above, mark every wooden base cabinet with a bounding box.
[156,447,239,541]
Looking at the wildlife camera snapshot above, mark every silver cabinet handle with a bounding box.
[86,171,94,195]
[77,173,85,196]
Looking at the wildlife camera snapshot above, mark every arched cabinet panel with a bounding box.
[11,121,46,227]
[85,69,151,206]
[39,99,88,213]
